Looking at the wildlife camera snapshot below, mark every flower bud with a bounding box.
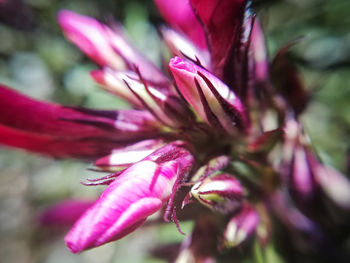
[65,142,194,253]
[223,203,259,247]
[191,155,230,182]
[290,145,316,206]
[169,57,248,134]
[190,174,243,213]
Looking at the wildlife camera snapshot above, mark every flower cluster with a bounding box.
[1,0,349,261]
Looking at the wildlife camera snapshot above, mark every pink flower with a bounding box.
[0,0,347,259]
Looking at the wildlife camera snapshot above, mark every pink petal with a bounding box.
[224,203,259,247]
[39,199,94,226]
[0,124,123,159]
[154,0,207,50]
[65,160,178,253]
[91,68,182,127]
[169,57,248,133]
[58,10,168,85]
[95,139,165,169]
[250,21,269,83]
[190,0,245,72]
[65,142,194,253]
[0,85,161,159]
[161,27,210,68]
[58,10,126,70]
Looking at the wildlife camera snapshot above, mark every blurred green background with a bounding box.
[0,0,349,262]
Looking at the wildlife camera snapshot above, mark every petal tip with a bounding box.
[169,57,195,73]
[90,70,106,84]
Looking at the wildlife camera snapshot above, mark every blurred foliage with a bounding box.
[0,0,349,262]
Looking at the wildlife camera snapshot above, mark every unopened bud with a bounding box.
[190,174,243,213]
[224,204,259,247]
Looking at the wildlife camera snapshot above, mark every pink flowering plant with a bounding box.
[1,0,350,262]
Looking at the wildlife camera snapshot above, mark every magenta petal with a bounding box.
[224,203,259,247]
[65,142,194,253]
[0,85,117,138]
[169,57,248,133]
[58,10,168,85]
[0,124,125,159]
[161,27,210,68]
[65,160,177,253]
[39,200,94,226]
[0,85,162,159]
[190,0,245,71]
[154,0,207,50]
[58,10,126,70]
[250,21,268,83]
[95,139,165,169]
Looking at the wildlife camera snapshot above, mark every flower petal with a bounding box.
[95,139,165,170]
[58,10,168,85]
[0,85,162,159]
[0,124,123,159]
[169,57,248,133]
[65,142,194,253]
[154,0,207,50]
[190,0,245,72]
[161,26,210,69]
[39,199,94,226]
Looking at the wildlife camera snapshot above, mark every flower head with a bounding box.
[0,0,349,261]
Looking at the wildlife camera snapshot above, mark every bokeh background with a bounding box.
[0,0,349,262]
